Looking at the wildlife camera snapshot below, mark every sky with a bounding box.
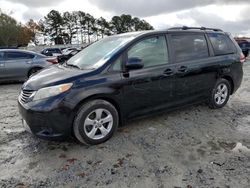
[1,0,250,36]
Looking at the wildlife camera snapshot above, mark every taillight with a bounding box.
[240,52,246,63]
[47,58,58,64]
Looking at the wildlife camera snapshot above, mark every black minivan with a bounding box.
[18,27,244,145]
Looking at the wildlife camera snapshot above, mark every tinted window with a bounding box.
[128,36,168,68]
[48,49,61,53]
[42,50,51,55]
[0,52,4,60]
[208,33,236,55]
[171,34,209,62]
[238,41,250,48]
[6,52,34,60]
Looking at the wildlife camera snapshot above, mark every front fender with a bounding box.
[65,85,122,111]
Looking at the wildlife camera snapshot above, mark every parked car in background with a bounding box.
[62,47,81,54]
[41,47,65,63]
[41,48,62,57]
[236,40,250,57]
[41,47,81,64]
[58,49,80,64]
[18,27,243,145]
[0,49,58,82]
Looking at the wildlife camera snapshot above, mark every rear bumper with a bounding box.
[18,98,73,141]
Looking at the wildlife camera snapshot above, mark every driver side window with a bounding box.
[128,36,169,68]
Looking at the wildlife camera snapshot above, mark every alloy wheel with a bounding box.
[214,83,228,105]
[83,108,113,140]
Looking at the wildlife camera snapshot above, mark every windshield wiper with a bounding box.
[65,62,81,69]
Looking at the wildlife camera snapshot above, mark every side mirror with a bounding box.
[125,57,144,70]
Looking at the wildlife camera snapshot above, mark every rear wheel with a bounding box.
[209,78,231,109]
[73,100,119,145]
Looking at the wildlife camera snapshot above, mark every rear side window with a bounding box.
[6,52,35,60]
[208,33,236,56]
[171,34,209,62]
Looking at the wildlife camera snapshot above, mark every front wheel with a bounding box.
[73,100,119,145]
[208,78,231,109]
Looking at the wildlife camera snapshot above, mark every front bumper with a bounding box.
[18,98,73,141]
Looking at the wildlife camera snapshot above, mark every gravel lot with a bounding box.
[0,61,250,188]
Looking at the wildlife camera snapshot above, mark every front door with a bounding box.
[121,35,176,119]
[5,51,34,79]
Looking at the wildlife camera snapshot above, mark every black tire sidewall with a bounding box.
[210,79,231,109]
[73,100,119,145]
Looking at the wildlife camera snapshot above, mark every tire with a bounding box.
[208,78,231,109]
[28,67,42,78]
[73,100,119,145]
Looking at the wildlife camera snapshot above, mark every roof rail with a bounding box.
[168,26,223,32]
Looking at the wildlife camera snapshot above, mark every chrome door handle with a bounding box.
[0,63,4,67]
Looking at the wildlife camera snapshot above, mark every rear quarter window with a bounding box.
[208,33,236,56]
[171,34,209,62]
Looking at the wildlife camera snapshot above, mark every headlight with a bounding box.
[33,83,73,101]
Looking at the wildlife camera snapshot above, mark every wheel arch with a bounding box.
[72,94,123,127]
[221,75,234,95]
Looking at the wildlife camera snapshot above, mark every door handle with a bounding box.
[177,66,188,73]
[0,63,4,67]
[163,68,174,75]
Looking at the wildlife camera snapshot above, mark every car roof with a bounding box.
[112,28,225,39]
[0,49,40,55]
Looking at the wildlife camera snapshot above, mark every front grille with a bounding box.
[20,90,35,103]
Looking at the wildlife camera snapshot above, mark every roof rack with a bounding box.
[168,26,223,32]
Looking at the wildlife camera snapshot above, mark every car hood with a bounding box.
[22,65,92,90]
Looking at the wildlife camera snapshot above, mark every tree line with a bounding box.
[0,10,154,47]
[0,12,40,47]
[40,10,154,44]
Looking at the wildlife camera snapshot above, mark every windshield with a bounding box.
[67,34,137,69]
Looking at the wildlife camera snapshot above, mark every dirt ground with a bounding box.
[0,61,250,188]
